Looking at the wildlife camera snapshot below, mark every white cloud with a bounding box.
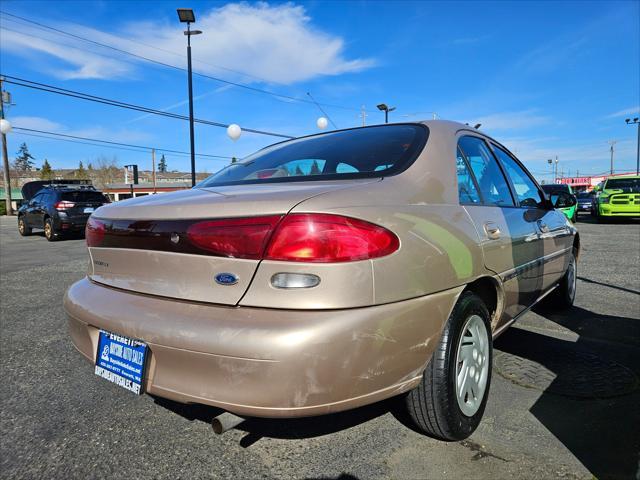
[1,3,374,84]
[9,116,65,132]
[515,37,589,74]
[469,109,551,131]
[605,106,640,119]
[500,136,637,177]
[11,116,152,143]
[451,35,489,45]
[0,28,133,80]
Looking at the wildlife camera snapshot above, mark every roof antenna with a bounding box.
[307,92,338,129]
[474,123,482,129]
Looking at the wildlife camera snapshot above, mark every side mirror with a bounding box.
[551,192,577,209]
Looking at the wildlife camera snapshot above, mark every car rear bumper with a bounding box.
[64,277,462,418]
[54,214,89,232]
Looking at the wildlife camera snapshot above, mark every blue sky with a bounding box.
[1,0,638,181]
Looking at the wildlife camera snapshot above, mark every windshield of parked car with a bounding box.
[61,191,109,202]
[541,184,570,194]
[197,124,428,187]
[576,192,592,199]
[604,178,640,192]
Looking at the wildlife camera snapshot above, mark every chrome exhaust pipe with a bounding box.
[212,412,245,434]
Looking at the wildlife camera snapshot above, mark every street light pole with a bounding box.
[625,118,640,175]
[376,103,396,124]
[608,140,617,175]
[186,24,196,187]
[177,9,202,187]
[0,77,13,216]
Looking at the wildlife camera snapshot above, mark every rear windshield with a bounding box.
[61,191,108,202]
[576,192,592,199]
[541,184,569,194]
[198,124,428,187]
[605,178,640,192]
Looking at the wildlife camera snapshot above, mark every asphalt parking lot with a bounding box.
[1,214,638,480]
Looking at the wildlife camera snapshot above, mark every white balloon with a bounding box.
[316,117,328,130]
[227,124,242,141]
[0,119,12,135]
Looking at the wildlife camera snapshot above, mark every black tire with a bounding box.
[44,218,58,242]
[404,291,492,441]
[18,216,32,236]
[545,248,577,309]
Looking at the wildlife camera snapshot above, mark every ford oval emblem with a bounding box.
[215,273,238,286]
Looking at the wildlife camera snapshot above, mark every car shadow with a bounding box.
[494,304,640,479]
[152,394,398,447]
[576,214,640,225]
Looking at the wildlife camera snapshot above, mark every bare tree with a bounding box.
[91,155,121,189]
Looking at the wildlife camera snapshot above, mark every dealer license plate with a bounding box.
[84,207,94,213]
[95,330,148,395]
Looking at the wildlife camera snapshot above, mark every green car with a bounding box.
[542,184,578,222]
[595,175,640,221]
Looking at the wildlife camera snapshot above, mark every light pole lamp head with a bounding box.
[377,103,388,112]
[634,117,639,123]
[626,118,631,124]
[177,8,196,23]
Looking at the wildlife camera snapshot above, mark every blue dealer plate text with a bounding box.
[95,330,148,395]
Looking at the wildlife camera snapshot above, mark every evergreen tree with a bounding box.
[75,160,87,179]
[294,165,304,176]
[310,160,321,175]
[40,159,54,180]
[158,154,167,173]
[14,142,36,172]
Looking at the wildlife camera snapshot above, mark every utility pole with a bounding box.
[0,77,13,216]
[360,105,367,126]
[608,140,617,175]
[151,149,157,194]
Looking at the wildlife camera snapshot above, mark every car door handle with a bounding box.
[483,222,501,239]
[537,221,550,233]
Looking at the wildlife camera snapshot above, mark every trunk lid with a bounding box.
[88,179,379,304]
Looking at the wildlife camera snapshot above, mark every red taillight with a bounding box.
[86,217,105,247]
[186,216,282,260]
[265,214,399,263]
[54,201,75,211]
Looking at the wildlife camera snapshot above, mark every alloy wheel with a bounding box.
[566,256,576,302]
[455,314,490,417]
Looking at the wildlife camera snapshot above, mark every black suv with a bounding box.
[18,181,110,241]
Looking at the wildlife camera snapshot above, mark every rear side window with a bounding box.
[491,145,544,208]
[456,147,481,204]
[198,124,428,187]
[61,191,108,202]
[458,136,514,207]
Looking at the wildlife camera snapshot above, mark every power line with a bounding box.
[0,10,361,112]
[12,126,232,159]
[1,11,274,86]
[307,92,338,129]
[2,75,295,139]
